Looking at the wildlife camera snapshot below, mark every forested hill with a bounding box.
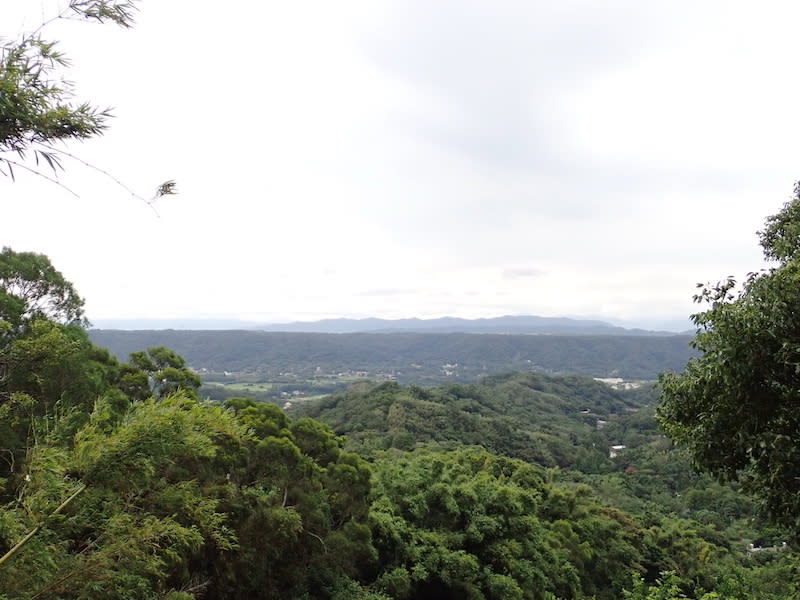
[291,371,654,467]
[88,330,695,381]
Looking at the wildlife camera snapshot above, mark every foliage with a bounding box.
[659,184,800,536]
[0,247,87,335]
[0,388,377,599]
[120,346,202,401]
[205,398,376,599]
[1,2,176,207]
[1,393,246,599]
[298,374,798,599]
[366,446,754,600]
[0,2,136,181]
[0,250,377,598]
[293,373,644,467]
[369,447,575,599]
[0,319,121,482]
[1,248,798,598]
[622,569,770,600]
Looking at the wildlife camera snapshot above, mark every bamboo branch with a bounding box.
[304,530,327,554]
[29,535,100,600]
[0,157,80,198]
[0,483,86,567]
[38,144,161,216]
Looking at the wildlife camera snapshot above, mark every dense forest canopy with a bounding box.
[1,247,796,598]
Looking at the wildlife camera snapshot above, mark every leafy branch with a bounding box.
[1,1,175,211]
[0,482,87,568]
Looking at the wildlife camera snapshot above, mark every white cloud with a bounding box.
[2,1,795,329]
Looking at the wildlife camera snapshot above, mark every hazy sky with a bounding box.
[4,1,800,330]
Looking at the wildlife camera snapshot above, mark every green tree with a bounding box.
[210,398,377,599]
[120,346,202,401]
[0,319,123,485]
[0,247,87,335]
[368,447,580,600]
[1,392,249,600]
[659,182,800,535]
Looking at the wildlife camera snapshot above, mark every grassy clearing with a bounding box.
[282,394,329,404]
[218,382,273,392]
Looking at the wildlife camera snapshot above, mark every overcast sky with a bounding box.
[4,1,800,330]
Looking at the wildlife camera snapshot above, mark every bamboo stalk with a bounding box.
[0,483,86,567]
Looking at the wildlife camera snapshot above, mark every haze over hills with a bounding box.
[91,314,690,335]
[254,315,683,335]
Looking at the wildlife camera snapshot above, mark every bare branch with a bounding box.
[0,158,79,198]
[304,530,327,553]
[38,143,165,215]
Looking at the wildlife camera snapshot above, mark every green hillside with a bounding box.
[89,330,695,382]
[289,373,795,598]
[293,372,650,467]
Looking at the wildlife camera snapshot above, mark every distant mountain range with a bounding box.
[91,315,689,336]
[253,315,682,335]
